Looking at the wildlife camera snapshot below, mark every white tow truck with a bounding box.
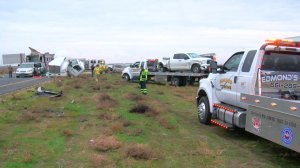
[158,53,211,73]
[122,60,208,86]
[196,38,300,152]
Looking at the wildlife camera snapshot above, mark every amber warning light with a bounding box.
[265,38,300,48]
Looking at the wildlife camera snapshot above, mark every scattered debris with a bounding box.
[36,87,63,97]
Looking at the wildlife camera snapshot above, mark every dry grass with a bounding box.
[92,136,121,152]
[95,93,117,109]
[111,122,124,132]
[157,117,175,129]
[22,151,33,163]
[98,113,120,121]
[63,129,73,137]
[124,128,143,136]
[125,144,156,160]
[91,154,111,168]
[123,93,144,101]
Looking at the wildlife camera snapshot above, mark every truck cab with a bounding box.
[197,38,300,127]
[122,61,148,81]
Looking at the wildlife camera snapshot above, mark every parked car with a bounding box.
[16,62,45,78]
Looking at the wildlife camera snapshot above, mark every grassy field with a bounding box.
[0,73,299,168]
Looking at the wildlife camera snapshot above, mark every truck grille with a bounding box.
[49,65,60,73]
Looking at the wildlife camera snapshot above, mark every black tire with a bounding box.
[159,64,167,72]
[122,74,130,81]
[171,77,180,86]
[180,77,187,86]
[191,64,201,73]
[198,96,211,124]
[189,77,195,85]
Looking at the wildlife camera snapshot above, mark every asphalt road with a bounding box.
[0,74,51,95]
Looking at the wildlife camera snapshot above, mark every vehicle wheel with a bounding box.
[122,74,130,81]
[189,77,195,85]
[159,64,166,72]
[171,77,180,86]
[198,96,211,124]
[191,64,201,73]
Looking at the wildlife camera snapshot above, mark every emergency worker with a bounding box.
[139,67,148,94]
[8,65,13,78]
[94,64,100,82]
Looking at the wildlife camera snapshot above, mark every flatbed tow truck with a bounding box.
[196,38,300,152]
[122,59,208,86]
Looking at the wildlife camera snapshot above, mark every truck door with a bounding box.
[215,52,244,106]
[131,61,141,80]
[236,50,257,108]
[170,54,184,70]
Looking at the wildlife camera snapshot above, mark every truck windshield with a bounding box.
[19,64,34,68]
[187,53,200,58]
[261,51,300,72]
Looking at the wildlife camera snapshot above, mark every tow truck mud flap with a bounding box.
[243,95,300,153]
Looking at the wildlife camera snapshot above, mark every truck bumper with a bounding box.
[16,72,33,77]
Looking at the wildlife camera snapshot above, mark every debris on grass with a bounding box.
[36,87,63,97]
[91,154,111,168]
[92,136,121,152]
[125,144,156,160]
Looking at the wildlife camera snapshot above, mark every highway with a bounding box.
[0,74,51,95]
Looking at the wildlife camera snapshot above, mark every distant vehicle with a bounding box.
[48,57,85,77]
[1,53,25,66]
[16,62,45,78]
[158,53,211,73]
[106,63,130,73]
[122,60,207,86]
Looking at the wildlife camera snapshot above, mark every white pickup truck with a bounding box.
[158,53,211,73]
[196,38,300,153]
[48,57,85,77]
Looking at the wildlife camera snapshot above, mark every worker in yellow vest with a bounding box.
[94,64,100,82]
[139,67,148,95]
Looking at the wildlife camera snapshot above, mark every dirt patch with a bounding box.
[92,84,101,91]
[91,154,111,168]
[129,104,149,114]
[124,128,143,136]
[92,136,121,152]
[125,144,156,160]
[95,93,117,109]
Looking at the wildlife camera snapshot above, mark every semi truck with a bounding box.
[122,60,208,86]
[196,38,300,152]
[48,57,85,77]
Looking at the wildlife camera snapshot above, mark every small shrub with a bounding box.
[123,93,143,101]
[157,117,174,129]
[63,129,73,137]
[74,83,81,89]
[92,85,101,91]
[111,122,123,132]
[93,136,121,152]
[125,144,155,160]
[22,151,32,163]
[98,113,119,121]
[96,93,117,109]
[91,154,110,168]
[124,128,143,136]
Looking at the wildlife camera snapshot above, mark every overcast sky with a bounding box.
[0,0,299,63]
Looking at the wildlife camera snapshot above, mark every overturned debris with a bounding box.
[36,87,63,97]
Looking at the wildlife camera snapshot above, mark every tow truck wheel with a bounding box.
[191,64,201,73]
[198,96,211,124]
[171,77,180,86]
[159,64,167,72]
[122,74,130,81]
